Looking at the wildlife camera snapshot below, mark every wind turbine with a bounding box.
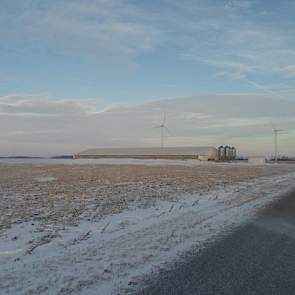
[272,126,285,163]
[154,112,171,149]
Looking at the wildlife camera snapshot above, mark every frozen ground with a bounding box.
[0,161,295,294]
[1,161,295,233]
[0,158,217,166]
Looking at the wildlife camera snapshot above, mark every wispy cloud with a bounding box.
[283,65,295,77]
[0,95,98,116]
[0,0,159,62]
[224,0,253,11]
[167,0,295,91]
[1,0,295,87]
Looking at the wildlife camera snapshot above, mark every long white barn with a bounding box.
[74,146,218,160]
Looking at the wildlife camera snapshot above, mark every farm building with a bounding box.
[74,146,218,160]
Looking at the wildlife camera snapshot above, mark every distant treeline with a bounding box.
[235,157,295,161]
[0,156,43,159]
[0,155,73,159]
[50,155,74,159]
[271,157,295,161]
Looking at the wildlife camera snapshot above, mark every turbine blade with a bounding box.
[164,126,173,136]
[162,112,166,125]
[270,121,276,130]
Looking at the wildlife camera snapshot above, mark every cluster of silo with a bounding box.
[218,146,237,161]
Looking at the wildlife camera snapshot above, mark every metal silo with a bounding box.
[218,146,225,161]
[224,146,231,161]
[231,147,237,160]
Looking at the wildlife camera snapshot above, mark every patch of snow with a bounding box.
[34,177,56,182]
[0,173,295,294]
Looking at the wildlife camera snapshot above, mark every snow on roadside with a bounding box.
[0,172,295,294]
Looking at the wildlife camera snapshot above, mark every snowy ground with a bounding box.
[0,158,212,166]
[0,161,295,294]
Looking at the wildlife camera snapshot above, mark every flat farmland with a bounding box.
[1,160,295,294]
[1,161,295,232]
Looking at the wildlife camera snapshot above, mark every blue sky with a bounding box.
[0,0,295,156]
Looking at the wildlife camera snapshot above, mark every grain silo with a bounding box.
[218,146,225,161]
[217,145,237,161]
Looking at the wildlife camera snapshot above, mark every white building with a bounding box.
[74,146,218,161]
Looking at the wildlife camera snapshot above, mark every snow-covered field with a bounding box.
[1,161,295,294]
[0,158,211,166]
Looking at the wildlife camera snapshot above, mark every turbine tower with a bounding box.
[154,113,171,148]
[273,128,284,163]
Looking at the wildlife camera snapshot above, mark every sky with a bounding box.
[0,0,295,157]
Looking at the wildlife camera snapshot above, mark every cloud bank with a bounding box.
[0,94,294,157]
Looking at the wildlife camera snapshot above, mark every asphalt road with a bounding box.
[139,189,295,295]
